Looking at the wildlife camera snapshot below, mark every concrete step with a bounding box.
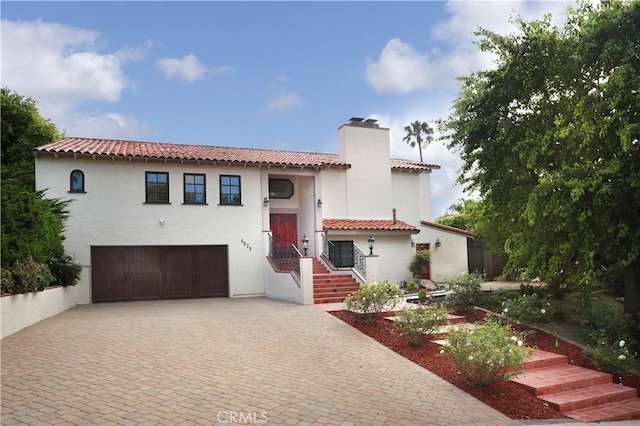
[539,383,637,412]
[565,398,640,422]
[512,364,613,396]
[524,350,568,370]
[313,282,359,290]
[314,296,350,304]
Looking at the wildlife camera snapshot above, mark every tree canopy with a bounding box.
[443,0,640,314]
[1,88,77,288]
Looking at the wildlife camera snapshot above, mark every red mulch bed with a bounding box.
[330,308,640,420]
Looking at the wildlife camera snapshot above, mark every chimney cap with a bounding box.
[364,118,378,124]
[349,117,364,122]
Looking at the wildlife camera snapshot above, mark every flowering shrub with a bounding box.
[344,280,404,324]
[444,316,534,388]
[501,293,550,324]
[444,272,483,311]
[1,268,15,294]
[586,331,637,377]
[393,305,450,347]
[10,256,55,294]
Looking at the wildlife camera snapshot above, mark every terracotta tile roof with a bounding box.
[34,137,349,169]
[34,137,441,171]
[391,159,440,171]
[324,219,419,233]
[421,220,475,237]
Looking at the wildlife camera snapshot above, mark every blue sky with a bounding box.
[2,1,575,218]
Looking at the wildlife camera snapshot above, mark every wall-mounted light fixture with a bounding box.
[368,235,375,255]
[411,238,415,248]
[317,199,323,208]
[301,235,309,256]
[435,238,441,248]
[158,219,166,225]
[263,197,269,206]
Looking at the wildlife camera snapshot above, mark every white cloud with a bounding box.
[1,19,130,104]
[156,54,206,82]
[266,91,304,112]
[1,19,152,140]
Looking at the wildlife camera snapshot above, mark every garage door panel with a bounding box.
[165,247,193,299]
[127,247,162,300]
[196,246,229,297]
[91,247,126,302]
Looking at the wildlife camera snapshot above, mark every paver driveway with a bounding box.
[1,298,513,425]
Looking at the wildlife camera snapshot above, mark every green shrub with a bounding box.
[408,251,431,281]
[417,289,428,303]
[1,267,15,294]
[519,283,546,297]
[584,297,626,339]
[444,272,483,311]
[344,280,404,324]
[11,256,55,293]
[586,331,637,377]
[444,316,534,388]
[47,255,82,286]
[407,281,420,292]
[393,305,450,347]
[501,293,550,325]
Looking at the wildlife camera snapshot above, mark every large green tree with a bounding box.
[444,1,640,314]
[1,89,71,271]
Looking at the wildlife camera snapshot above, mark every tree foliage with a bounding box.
[0,88,78,291]
[1,88,63,190]
[443,1,640,314]
[435,199,479,232]
[403,120,434,163]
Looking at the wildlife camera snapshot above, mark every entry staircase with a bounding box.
[312,258,359,304]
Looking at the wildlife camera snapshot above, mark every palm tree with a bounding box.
[403,120,434,163]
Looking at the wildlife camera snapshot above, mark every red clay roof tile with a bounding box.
[323,219,419,233]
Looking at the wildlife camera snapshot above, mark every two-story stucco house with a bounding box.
[34,117,471,306]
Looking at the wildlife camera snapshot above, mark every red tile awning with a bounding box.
[323,219,419,233]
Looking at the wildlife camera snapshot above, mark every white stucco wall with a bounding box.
[418,226,470,284]
[1,285,78,339]
[325,232,415,285]
[36,157,267,303]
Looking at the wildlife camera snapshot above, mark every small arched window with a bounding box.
[70,170,85,193]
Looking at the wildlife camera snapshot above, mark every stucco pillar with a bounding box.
[299,257,314,305]
[365,255,379,283]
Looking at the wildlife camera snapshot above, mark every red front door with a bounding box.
[270,214,297,246]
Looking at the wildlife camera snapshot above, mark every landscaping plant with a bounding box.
[586,332,637,377]
[344,280,404,324]
[393,304,450,347]
[443,315,534,388]
[444,272,483,311]
[501,293,551,325]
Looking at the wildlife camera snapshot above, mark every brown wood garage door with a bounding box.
[91,246,228,303]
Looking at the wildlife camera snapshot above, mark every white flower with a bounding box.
[468,355,474,361]
[619,340,626,348]
[540,309,546,314]
[618,354,626,360]
[503,308,509,313]
[511,336,517,342]
[517,340,524,347]
[439,349,445,354]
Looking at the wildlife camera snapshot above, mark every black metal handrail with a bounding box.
[322,233,366,278]
[268,233,301,277]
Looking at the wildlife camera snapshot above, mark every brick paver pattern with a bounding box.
[1,298,514,425]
